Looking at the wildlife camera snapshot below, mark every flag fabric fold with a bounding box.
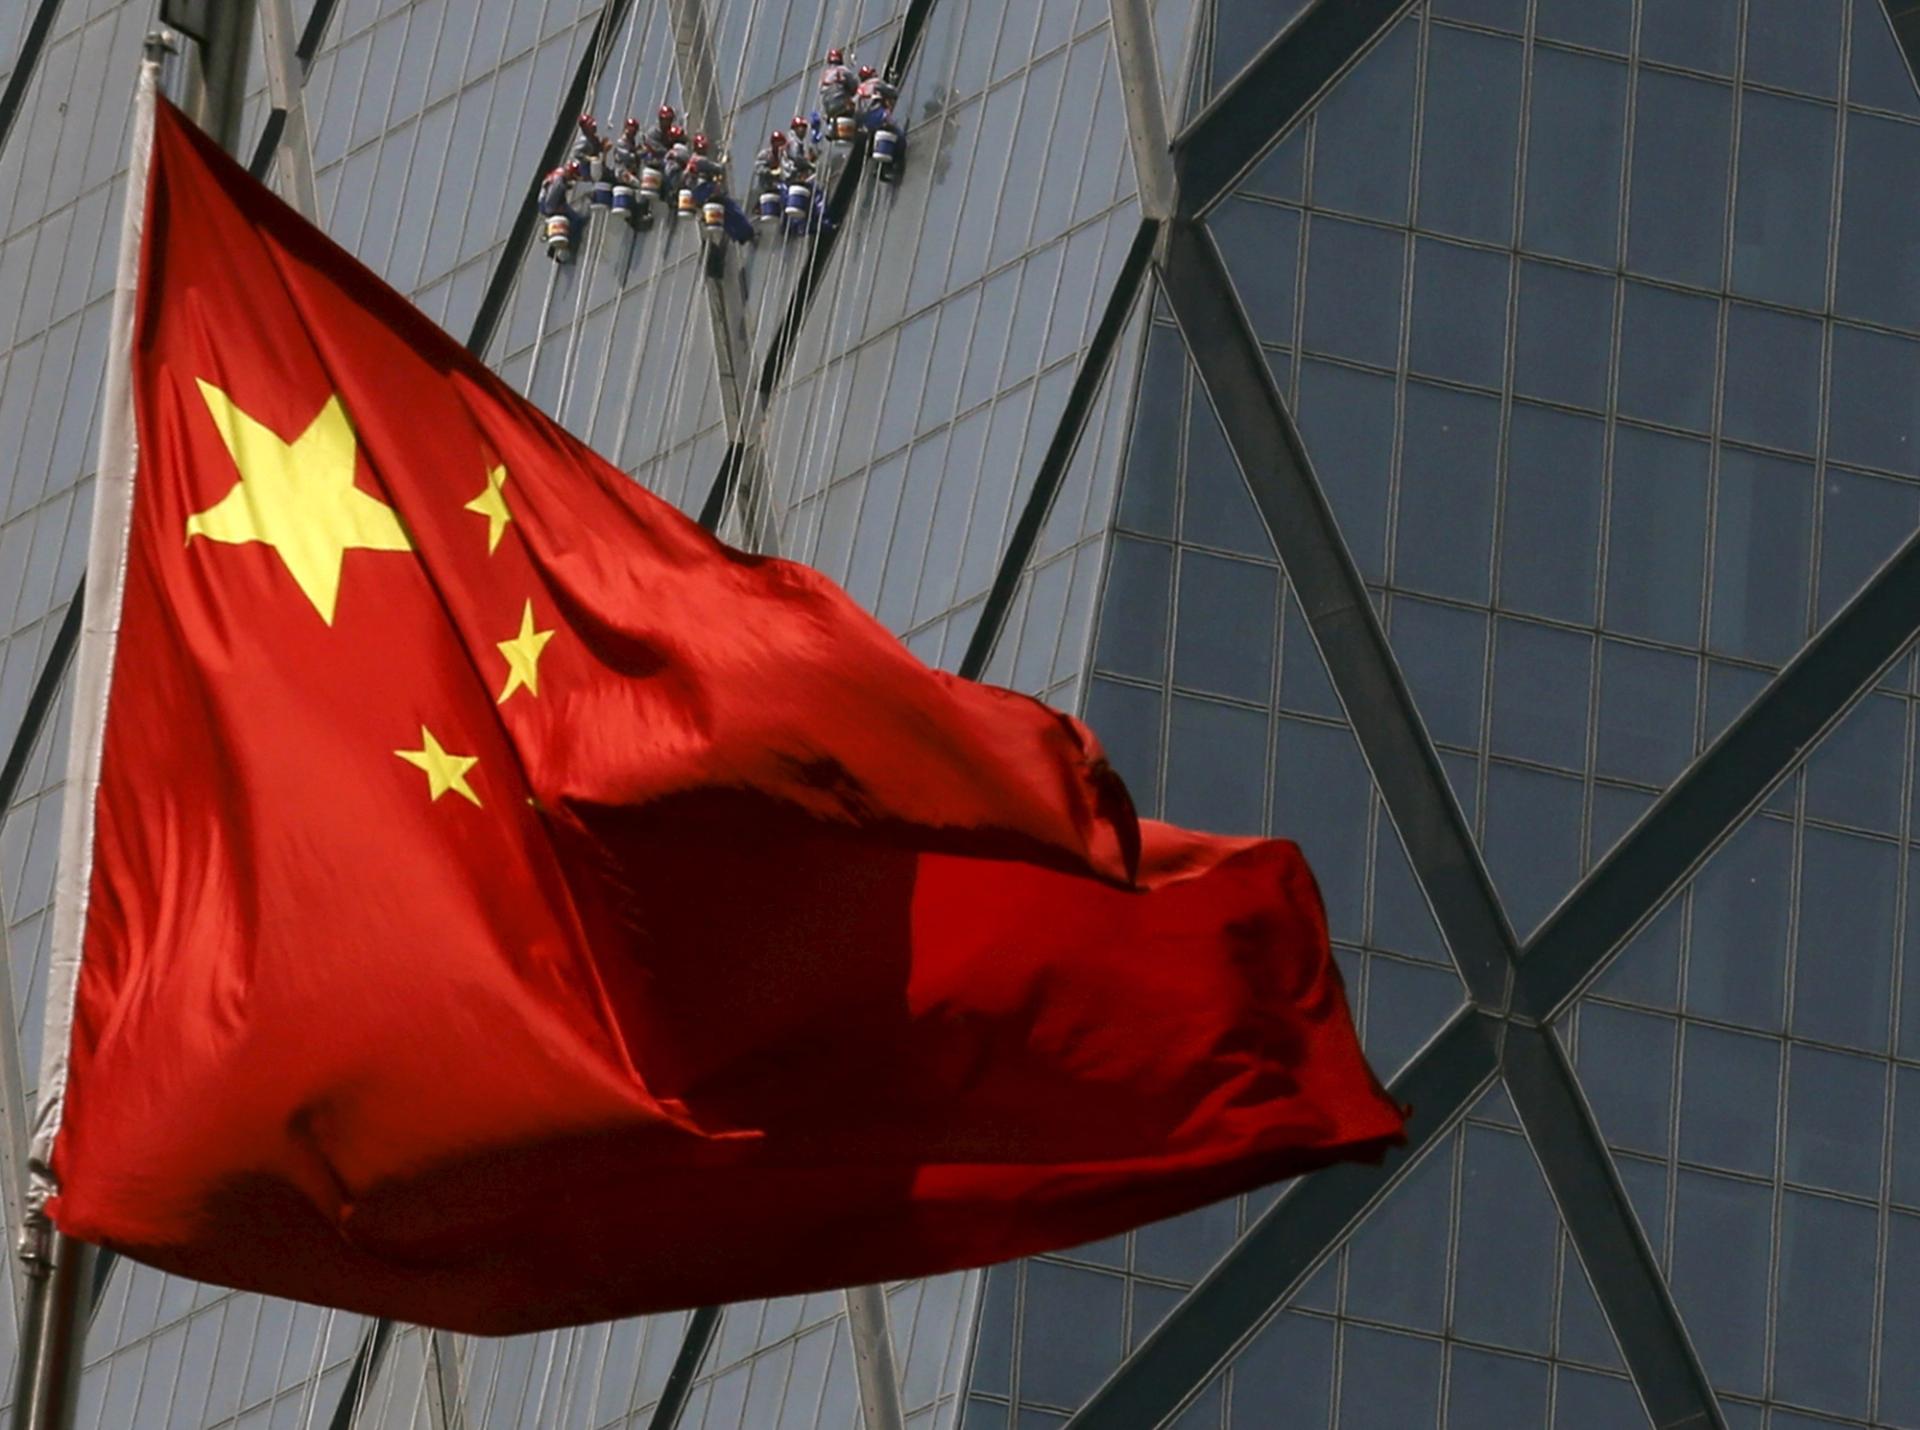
[37,96,1404,1334]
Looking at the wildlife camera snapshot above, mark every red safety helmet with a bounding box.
[565,160,583,178]
[623,116,639,133]
[667,124,686,143]
[770,129,787,146]
[658,104,676,124]
[578,113,596,129]
[692,132,709,153]
[826,47,844,64]
[791,115,809,132]
[858,65,877,81]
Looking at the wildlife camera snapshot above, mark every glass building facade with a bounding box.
[4,0,1920,1425]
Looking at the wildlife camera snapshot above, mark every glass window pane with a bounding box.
[1534,0,1630,51]
[1174,552,1278,705]
[1804,692,1906,834]
[1337,1326,1441,1430]
[1880,1213,1920,1422]
[1628,71,1733,288]
[1786,1045,1885,1198]
[1118,327,1185,538]
[1792,827,1897,1052]
[1521,48,1627,265]
[1826,323,1920,479]
[1416,26,1523,245]
[1309,19,1418,224]
[1513,261,1614,411]
[1297,360,1395,584]
[1848,0,1920,115]
[1302,215,1406,369]
[1345,1141,1453,1331]
[1686,816,1793,1031]
[1595,641,1697,787]
[1745,0,1842,98]
[1641,0,1737,74]
[1500,404,1604,623]
[1722,304,1824,454]
[1604,426,1710,646]
[1490,618,1593,770]
[1272,718,1370,940]
[1732,92,1835,310]
[1016,1262,1125,1410]
[1227,1313,1333,1427]
[1210,198,1299,351]
[1680,1023,1782,1176]
[1393,384,1500,603]
[1836,112,1920,332]
[1409,238,1508,390]
[1390,596,1486,749]
[1085,677,1163,813]
[1445,1346,1549,1427]
[1671,1170,1774,1396]
[1164,695,1268,833]
[1182,390,1273,560]
[1482,763,1584,934]
[1452,1127,1556,1352]
[1576,1004,1675,1156]
[1775,1192,1876,1417]
[1617,282,1719,433]
[1709,449,1814,665]
[1093,536,1172,681]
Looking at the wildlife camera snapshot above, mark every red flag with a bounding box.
[38,96,1402,1333]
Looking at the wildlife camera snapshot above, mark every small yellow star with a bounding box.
[394,726,482,806]
[496,599,555,704]
[463,464,512,554]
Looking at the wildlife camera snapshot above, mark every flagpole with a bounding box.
[9,42,161,1430]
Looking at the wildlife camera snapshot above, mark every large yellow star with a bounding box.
[496,599,555,704]
[464,464,512,554]
[186,381,411,624]
[394,726,482,806]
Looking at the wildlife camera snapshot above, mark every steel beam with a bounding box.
[645,1306,720,1430]
[845,1284,907,1430]
[255,0,319,220]
[1105,0,1174,221]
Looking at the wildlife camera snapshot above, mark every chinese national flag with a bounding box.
[40,97,1403,1334]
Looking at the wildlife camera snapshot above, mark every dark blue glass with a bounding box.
[1092,536,1171,680]
[1627,71,1733,289]
[1371,821,1450,964]
[1272,718,1370,939]
[1389,596,1486,749]
[1898,1066,1920,1208]
[1786,1045,1885,1198]
[1118,328,1183,537]
[1344,1140,1452,1331]
[1605,426,1710,646]
[1431,0,1525,28]
[1827,323,1920,479]
[1732,92,1835,311]
[1309,19,1417,223]
[1640,0,1738,75]
[1408,238,1508,390]
[1883,1214,1920,1422]
[1279,598,1343,719]
[1183,387,1274,560]
[1490,618,1593,770]
[1616,282,1719,434]
[1709,449,1813,665]
[1453,1127,1556,1352]
[1302,215,1406,370]
[1336,1326,1441,1430]
[1016,1261,1125,1410]
[1174,551,1278,705]
[1521,49,1627,266]
[1416,26,1523,244]
[1132,1196,1240,1283]
[1513,261,1614,412]
[1775,1192,1876,1417]
[1670,1169,1773,1395]
[1551,1369,1649,1428]
[1210,0,1313,95]
[1084,677,1163,813]
[1210,198,1299,351]
[1792,827,1896,1052]
[1165,696,1268,834]
[1296,359,1395,583]
[1679,1024,1781,1175]
[1575,1003,1675,1155]
[1500,403,1604,623]
[1446,1346,1549,1426]
[1745,0,1842,98]
[1837,113,1920,332]
[1245,126,1305,203]
[1393,383,1500,603]
[1805,691,1906,834]
[1227,1314,1333,1427]
[1362,957,1466,1077]
[1723,304,1824,454]
[1686,816,1793,1031]
[1482,763,1583,935]
[1535,0,1629,50]
[1595,640,1697,787]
